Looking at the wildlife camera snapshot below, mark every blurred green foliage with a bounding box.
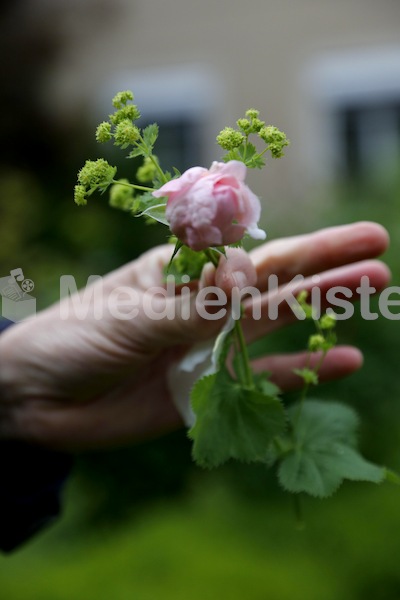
[1,31,400,588]
[3,2,398,594]
[1,166,400,598]
[2,479,400,600]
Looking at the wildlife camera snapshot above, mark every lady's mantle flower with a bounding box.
[153,160,266,251]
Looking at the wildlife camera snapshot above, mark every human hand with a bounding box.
[0,221,389,451]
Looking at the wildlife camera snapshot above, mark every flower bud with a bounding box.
[245,109,260,119]
[136,157,158,183]
[153,160,266,251]
[319,314,336,330]
[96,121,112,143]
[74,185,87,206]
[259,126,289,158]
[112,90,134,109]
[237,118,252,134]
[77,159,117,190]
[308,334,326,352]
[109,179,135,210]
[114,120,140,148]
[110,105,141,126]
[216,127,244,150]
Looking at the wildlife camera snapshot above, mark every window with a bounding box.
[334,101,400,178]
[304,47,400,180]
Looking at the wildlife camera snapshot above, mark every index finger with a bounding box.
[250,221,389,291]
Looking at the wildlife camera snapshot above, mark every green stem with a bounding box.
[292,347,328,432]
[205,248,254,389]
[137,134,168,184]
[204,249,219,268]
[314,350,328,375]
[243,134,249,159]
[257,146,269,159]
[112,180,155,193]
[233,319,254,389]
[292,352,312,431]
[149,153,168,184]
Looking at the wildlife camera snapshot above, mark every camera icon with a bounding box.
[0,268,36,322]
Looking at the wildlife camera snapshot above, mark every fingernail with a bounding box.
[232,270,248,288]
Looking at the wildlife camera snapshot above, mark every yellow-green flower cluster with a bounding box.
[319,313,336,330]
[109,179,135,211]
[95,121,112,143]
[259,125,289,158]
[136,156,158,183]
[74,158,117,205]
[95,90,141,148]
[308,334,326,352]
[296,290,337,354]
[110,105,141,126]
[216,107,289,165]
[114,120,140,148]
[237,109,265,135]
[75,90,163,208]
[77,158,116,188]
[296,290,314,319]
[216,127,244,150]
[74,184,87,206]
[112,90,134,109]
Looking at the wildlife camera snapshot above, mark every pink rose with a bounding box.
[152,160,266,251]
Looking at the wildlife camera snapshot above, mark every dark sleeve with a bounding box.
[0,319,73,553]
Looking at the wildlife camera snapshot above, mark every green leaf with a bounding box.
[189,369,286,468]
[166,245,209,282]
[246,154,266,169]
[132,191,165,213]
[212,324,234,371]
[238,143,256,163]
[222,149,242,163]
[293,368,319,386]
[166,240,184,272]
[142,123,159,151]
[253,372,281,397]
[128,146,146,159]
[277,400,385,498]
[136,203,168,226]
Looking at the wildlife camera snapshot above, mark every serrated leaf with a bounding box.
[238,142,257,162]
[222,149,242,163]
[277,400,385,498]
[128,146,146,159]
[137,203,168,226]
[253,372,281,397]
[142,123,159,151]
[188,369,286,468]
[132,191,166,214]
[247,154,266,169]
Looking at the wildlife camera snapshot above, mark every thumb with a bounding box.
[145,248,257,346]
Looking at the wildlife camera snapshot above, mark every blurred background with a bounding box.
[1,0,400,598]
